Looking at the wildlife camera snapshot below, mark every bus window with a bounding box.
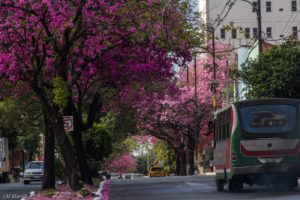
[226,123,230,139]
[240,104,296,134]
[222,124,225,140]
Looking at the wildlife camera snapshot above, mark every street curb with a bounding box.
[21,191,35,200]
[203,172,216,176]
[93,178,106,200]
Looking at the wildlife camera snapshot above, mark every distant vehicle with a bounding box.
[249,111,286,127]
[123,173,144,179]
[110,173,120,180]
[24,161,44,184]
[131,173,143,179]
[124,174,132,179]
[149,167,166,177]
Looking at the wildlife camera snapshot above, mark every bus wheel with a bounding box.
[216,179,224,192]
[228,179,235,193]
[235,179,243,193]
[228,178,243,193]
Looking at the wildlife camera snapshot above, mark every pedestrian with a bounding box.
[209,158,214,172]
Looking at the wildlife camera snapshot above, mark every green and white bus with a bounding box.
[213,98,300,192]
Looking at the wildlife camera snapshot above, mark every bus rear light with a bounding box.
[232,152,237,162]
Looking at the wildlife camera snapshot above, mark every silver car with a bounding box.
[24,161,44,184]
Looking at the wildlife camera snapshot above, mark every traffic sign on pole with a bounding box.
[63,116,74,132]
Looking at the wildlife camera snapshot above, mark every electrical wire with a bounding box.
[280,12,296,36]
[282,11,300,38]
[213,0,237,28]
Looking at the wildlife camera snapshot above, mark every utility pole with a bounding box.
[226,60,230,105]
[257,0,263,53]
[211,26,217,111]
[193,54,198,174]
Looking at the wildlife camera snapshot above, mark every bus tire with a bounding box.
[228,179,235,193]
[228,178,243,193]
[216,179,224,192]
[235,179,243,193]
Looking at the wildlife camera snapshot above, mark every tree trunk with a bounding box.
[71,129,93,184]
[187,136,195,175]
[180,148,186,176]
[28,151,33,162]
[11,148,14,181]
[47,106,81,191]
[42,110,55,190]
[175,150,181,175]
[21,151,25,170]
[64,103,93,185]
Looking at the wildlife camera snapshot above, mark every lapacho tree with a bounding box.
[0,0,191,190]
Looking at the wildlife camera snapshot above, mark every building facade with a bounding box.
[199,0,300,47]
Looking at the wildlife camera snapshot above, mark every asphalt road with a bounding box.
[109,175,300,200]
[0,182,41,200]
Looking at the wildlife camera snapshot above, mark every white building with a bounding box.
[199,0,300,47]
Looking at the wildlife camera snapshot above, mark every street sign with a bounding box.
[63,116,74,132]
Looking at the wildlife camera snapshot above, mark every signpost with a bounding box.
[63,116,74,132]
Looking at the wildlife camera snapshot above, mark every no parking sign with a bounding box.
[63,116,74,132]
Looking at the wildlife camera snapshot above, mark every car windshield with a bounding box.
[111,173,119,177]
[240,104,297,134]
[151,167,163,171]
[26,162,43,169]
[133,174,142,177]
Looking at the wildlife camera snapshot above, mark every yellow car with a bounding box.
[149,167,166,177]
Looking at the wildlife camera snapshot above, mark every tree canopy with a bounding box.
[239,38,300,98]
[0,0,194,190]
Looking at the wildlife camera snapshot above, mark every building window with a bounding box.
[266,27,272,38]
[245,28,250,38]
[252,1,258,12]
[293,26,298,38]
[253,28,258,38]
[292,1,297,11]
[232,29,237,39]
[220,29,226,39]
[266,1,272,12]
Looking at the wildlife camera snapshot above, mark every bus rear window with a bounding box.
[240,105,296,134]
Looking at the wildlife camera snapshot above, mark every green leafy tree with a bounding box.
[239,38,300,98]
[84,123,113,177]
[152,141,176,174]
[0,96,42,163]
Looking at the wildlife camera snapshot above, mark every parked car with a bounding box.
[110,173,120,180]
[24,161,44,184]
[149,167,166,177]
[124,174,132,179]
[131,173,143,179]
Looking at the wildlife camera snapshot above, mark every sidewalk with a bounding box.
[203,172,216,176]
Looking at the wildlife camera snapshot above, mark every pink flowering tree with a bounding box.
[134,43,234,175]
[0,0,191,190]
[107,154,136,174]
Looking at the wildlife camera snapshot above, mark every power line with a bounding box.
[280,12,296,36]
[265,28,300,42]
[282,11,300,38]
[213,0,237,28]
